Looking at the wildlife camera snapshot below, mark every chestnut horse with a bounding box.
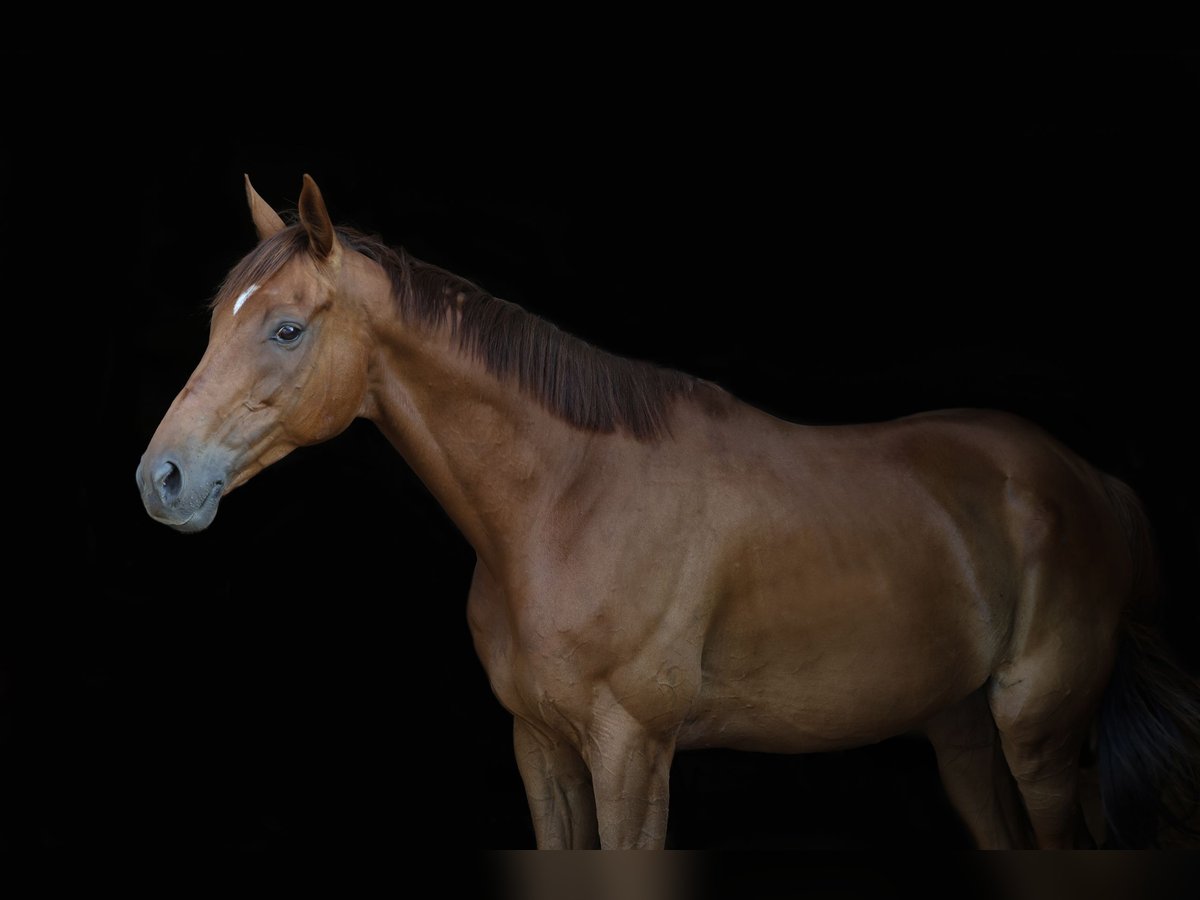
[138,175,1199,848]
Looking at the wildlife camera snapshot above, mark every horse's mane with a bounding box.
[211,224,725,441]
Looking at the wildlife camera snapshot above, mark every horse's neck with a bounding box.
[363,313,596,571]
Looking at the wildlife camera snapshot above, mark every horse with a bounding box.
[137,174,1200,848]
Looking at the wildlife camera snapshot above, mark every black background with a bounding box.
[4,53,1198,854]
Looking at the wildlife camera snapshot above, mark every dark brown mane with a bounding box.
[213,224,724,441]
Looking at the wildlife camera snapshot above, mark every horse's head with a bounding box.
[137,175,373,532]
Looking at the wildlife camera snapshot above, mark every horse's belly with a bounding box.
[677,598,993,753]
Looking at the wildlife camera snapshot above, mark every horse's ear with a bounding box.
[298,174,339,262]
[244,174,286,240]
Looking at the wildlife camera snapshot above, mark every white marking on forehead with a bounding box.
[232,284,259,317]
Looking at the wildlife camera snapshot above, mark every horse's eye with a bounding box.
[274,323,304,343]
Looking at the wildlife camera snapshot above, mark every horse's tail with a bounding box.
[1097,475,1200,847]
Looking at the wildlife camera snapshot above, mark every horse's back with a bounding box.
[725,407,1125,580]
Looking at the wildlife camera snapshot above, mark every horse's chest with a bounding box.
[465,563,700,734]
[466,615,598,740]
[464,569,588,722]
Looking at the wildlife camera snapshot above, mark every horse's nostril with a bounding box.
[154,460,182,506]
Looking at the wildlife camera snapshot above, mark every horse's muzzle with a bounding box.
[136,453,225,533]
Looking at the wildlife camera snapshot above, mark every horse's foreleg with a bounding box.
[514,718,599,849]
[585,704,675,849]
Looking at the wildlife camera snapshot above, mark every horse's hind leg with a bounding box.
[988,654,1107,849]
[925,688,1032,848]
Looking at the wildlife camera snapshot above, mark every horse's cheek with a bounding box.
[295,342,368,443]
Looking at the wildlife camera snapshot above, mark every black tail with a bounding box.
[1097,476,1200,848]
